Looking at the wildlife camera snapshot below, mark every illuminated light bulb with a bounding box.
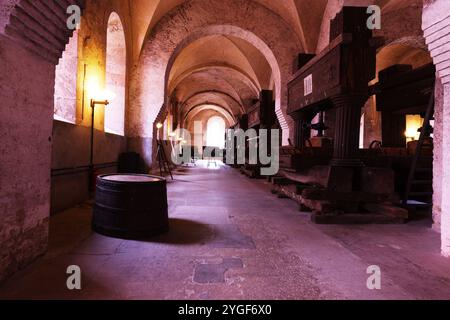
[87,77,101,99]
[86,76,116,103]
[405,128,418,140]
[156,123,163,129]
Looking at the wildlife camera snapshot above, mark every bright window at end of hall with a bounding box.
[359,113,365,149]
[105,12,126,136]
[54,30,78,124]
[206,116,226,148]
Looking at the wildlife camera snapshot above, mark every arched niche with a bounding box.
[206,116,227,148]
[105,12,126,136]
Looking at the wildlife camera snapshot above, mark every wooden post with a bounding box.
[381,112,406,148]
[330,94,367,167]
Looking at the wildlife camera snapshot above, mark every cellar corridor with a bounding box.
[2,0,450,301]
[1,165,449,300]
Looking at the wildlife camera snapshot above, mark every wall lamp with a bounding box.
[90,98,110,109]
[87,79,115,193]
[89,98,110,193]
[156,122,163,140]
[90,98,110,167]
[405,128,418,143]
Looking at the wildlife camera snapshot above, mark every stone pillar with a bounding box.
[433,78,444,232]
[422,0,450,256]
[330,95,367,167]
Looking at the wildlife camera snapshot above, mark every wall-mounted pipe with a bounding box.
[51,162,118,177]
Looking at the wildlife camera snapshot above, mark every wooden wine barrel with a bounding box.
[92,174,169,239]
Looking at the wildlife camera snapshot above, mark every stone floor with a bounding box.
[1,162,450,300]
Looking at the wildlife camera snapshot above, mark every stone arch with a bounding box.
[169,64,260,99]
[183,103,236,128]
[129,0,301,163]
[383,36,428,52]
[375,1,426,50]
[376,42,432,75]
[356,0,430,150]
[206,115,227,148]
[166,25,295,141]
[172,69,249,106]
[185,107,231,149]
[181,91,245,115]
[0,0,85,283]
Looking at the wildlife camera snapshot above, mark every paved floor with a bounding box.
[1,162,450,300]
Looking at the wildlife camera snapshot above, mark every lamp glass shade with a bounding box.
[87,77,116,102]
[87,78,100,99]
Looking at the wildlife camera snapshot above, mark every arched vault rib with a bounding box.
[169,64,260,98]
[172,72,241,106]
[167,34,265,91]
[164,24,296,141]
[137,0,307,57]
[171,68,259,108]
[183,104,235,128]
[180,90,245,116]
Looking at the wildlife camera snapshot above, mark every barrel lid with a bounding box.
[100,174,164,183]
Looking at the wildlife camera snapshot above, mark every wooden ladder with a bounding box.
[402,87,435,209]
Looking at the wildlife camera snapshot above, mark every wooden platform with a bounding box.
[271,173,408,225]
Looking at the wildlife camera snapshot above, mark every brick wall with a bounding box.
[422,0,450,256]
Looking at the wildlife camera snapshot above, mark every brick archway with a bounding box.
[422,0,450,257]
[128,0,302,166]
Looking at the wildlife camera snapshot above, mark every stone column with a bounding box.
[330,95,367,167]
[422,0,450,257]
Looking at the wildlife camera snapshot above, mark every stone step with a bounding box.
[4,0,84,64]
[19,0,69,44]
[28,0,72,37]
[40,0,70,28]
[6,15,62,59]
[11,6,66,53]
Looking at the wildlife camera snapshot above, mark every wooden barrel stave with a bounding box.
[92,174,169,239]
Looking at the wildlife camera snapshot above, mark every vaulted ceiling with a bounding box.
[133,0,325,126]
[126,0,426,129]
[129,0,328,59]
[167,35,270,122]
